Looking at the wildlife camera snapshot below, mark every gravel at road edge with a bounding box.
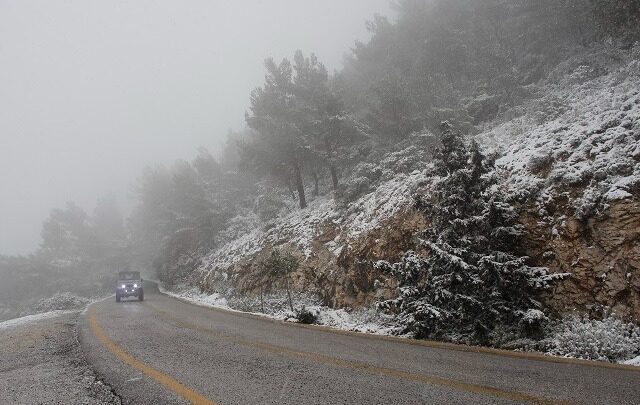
[0,310,121,405]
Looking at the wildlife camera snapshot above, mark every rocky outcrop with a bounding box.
[523,199,640,320]
[194,206,427,310]
[193,188,640,322]
[330,207,427,308]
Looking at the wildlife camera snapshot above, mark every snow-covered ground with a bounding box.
[484,46,640,214]
[198,167,429,275]
[0,292,108,327]
[158,283,395,335]
[0,310,75,330]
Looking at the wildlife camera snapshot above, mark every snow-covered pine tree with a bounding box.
[376,122,567,344]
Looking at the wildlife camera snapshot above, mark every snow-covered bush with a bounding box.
[35,292,90,312]
[214,211,260,246]
[521,309,548,338]
[336,176,372,204]
[352,162,383,183]
[544,314,640,362]
[254,188,290,222]
[295,306,319,324]
[527,149,554,175]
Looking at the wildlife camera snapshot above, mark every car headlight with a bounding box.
[121,284,126,289]
[133,284,138,288]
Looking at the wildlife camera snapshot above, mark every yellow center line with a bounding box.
[86,305,217,405]
[145,302,575,405]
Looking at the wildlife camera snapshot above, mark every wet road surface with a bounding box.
[78,283,640,405]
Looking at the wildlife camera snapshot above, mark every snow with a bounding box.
[158,283,395,335]
[522,309,546,324]
[158,283,230,310]
[0,310,75,330]
[604,188,632,201]
[197,167,429,278]
[346,169,428,238]
[483,46,640,214]
[544,314,640,362]
[622,355,640,366]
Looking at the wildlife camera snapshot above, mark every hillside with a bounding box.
[165,46,640,333]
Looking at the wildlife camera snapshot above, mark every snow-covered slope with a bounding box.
[485,46,640,215]
[198,167,429,277]
[174,45,640,325]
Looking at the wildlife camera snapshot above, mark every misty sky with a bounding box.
[0,0,392,256]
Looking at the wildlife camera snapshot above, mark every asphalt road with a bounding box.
[78,283,640,405]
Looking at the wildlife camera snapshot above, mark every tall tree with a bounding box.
[41,201,92,257]
[93,193,125,247]
[246,57,311,208]
[292,51,363,190]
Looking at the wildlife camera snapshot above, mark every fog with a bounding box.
[0,0,392,255]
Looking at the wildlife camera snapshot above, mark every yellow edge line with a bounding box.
[147,302,575,405]
[162,289,640,373]
[86,305,217,405]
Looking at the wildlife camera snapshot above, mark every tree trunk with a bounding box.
[312,170,319,196]
[285,278,294,312]
[324,136,339,190]
[293,162,307,209]
[329,164,339,190]
[260,284,264,313]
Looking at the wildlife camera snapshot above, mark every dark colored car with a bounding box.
[116,271,144,302]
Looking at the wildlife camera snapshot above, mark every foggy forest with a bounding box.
[2,1,640,404]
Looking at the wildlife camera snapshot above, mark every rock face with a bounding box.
[523,199,640,320]
[193,191,640,322]
[194,207,427,310]
[331,208,427,308]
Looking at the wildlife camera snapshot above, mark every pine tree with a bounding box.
[245,57,312,209]
[376,122,567,344]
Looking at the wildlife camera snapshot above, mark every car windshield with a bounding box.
[118,271,140,281]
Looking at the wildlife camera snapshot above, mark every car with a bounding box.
[115,271,144,302]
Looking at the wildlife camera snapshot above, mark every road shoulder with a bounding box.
[0,310,121,405]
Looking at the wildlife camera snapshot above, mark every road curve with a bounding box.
[78,283,640,405]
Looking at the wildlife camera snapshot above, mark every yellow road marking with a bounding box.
[86,305,217,405]
[146,302,575,405]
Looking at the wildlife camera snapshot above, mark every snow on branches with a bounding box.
[377,123,567,344]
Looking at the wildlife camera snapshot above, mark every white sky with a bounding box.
[0,0,393,255]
